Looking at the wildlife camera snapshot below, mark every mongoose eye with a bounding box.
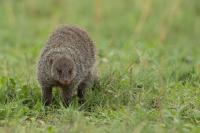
[68,69,72,75]
[49,58,53,65]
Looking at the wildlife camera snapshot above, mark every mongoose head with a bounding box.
[51,56,76,85]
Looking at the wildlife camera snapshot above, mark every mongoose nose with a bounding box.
[61,80,70,85]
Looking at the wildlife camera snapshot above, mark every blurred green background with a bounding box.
[0,0,199,77]
[0,0,200,132]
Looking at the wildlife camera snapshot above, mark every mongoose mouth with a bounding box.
[59,80,71,85]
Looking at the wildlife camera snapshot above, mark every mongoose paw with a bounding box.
[78,98,85,105]
[61,97,72,107]
[42,98,52,106]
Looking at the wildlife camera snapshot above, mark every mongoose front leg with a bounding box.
[42,86,52,106]
[61,86,73,107]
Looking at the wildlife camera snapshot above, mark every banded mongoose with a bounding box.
[37,25,97,106]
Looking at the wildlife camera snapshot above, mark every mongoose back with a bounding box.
[37,25,97,106]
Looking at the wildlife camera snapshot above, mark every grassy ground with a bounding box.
[0,0,200,132]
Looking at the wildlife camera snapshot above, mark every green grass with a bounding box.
[0,0,200,132]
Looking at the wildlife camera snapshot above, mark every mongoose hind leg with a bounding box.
[60,86,73,107]
[42,86,53,106]
[77,81,87,104]
[92,74,100,90]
